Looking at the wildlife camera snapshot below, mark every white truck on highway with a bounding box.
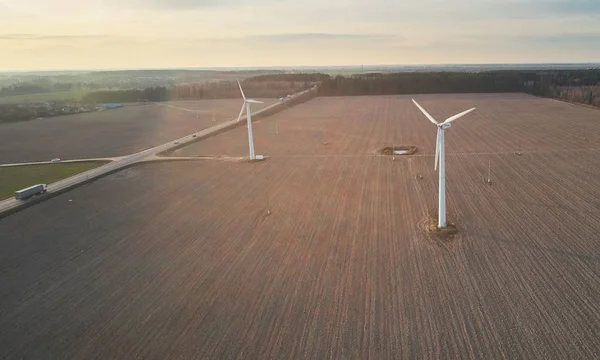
[15,184,47,200]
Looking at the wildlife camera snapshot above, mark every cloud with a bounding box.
[1,0,599,70]
[245,33,400,42]
[332,0,600,24]
[0,32,398,44]
[182,33,401,46]
[532,0,600,16]
[108,0,270,10]
[116,0,219,9]
[475,0,600,19]
[524,33,600,44]
[0,0,272,15]
[465,32,600,45]
[0,33,110,40]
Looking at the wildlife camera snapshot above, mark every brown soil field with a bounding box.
[0,99,275,164]
[173,93,600,158]
[1,94,600,359]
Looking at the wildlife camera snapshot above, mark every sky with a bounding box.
[0,0,599,71]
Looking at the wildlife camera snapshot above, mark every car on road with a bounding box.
[174,141,179,144]
[51,158,61,163]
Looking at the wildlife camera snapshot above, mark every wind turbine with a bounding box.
[412,99,476,228]
[236,80,264,160]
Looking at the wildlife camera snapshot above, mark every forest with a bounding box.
[81,75,319,103]
[78,70,600,107]
[316,70,600,107]
[2,70,599,124]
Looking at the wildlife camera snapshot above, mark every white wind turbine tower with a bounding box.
[236,79,264,160]
[412,99,476,228]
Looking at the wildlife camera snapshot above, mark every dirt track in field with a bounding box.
[1,93,600,359]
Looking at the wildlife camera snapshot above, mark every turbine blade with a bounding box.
[237,79,246,100]
[412,99,438,125]
[246,99,264,104]
[435,128,440,171]
[236,103,245,122]
[442,107,476,125]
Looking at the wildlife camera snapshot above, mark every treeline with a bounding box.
[82,87,169,103]
[73,70,600,109]
[318,72,533,96]
[540,70,600,86]
[0,102,97,123]
[555,86,599,107]
[0,84,50,97]
[81,75,320,104]
[249,73,330,82]
[0,82,102,98]
[317,70,600,108]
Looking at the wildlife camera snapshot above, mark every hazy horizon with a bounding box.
[3,62,600,74]
[1,0,599,71]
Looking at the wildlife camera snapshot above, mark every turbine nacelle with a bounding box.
[237,79,264,122]
[412,98,474,171]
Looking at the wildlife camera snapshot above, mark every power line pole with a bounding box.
[487,158,492,185]
[265,163,272,215]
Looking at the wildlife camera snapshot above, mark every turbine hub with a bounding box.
[441,123,451,129]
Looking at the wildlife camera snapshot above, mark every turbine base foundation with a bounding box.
[378,145,418,156]
[425,211,459,240]
[240,156,268,163]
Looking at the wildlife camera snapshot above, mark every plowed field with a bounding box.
[1,94,600,359]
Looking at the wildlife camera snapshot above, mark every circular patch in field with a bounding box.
[378,145,418,156]
[418,212,460,249]
[427,221,459,239]
[420,209,459,240]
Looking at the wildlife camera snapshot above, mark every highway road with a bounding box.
[0,87,316,216]
[0,158,117,168]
